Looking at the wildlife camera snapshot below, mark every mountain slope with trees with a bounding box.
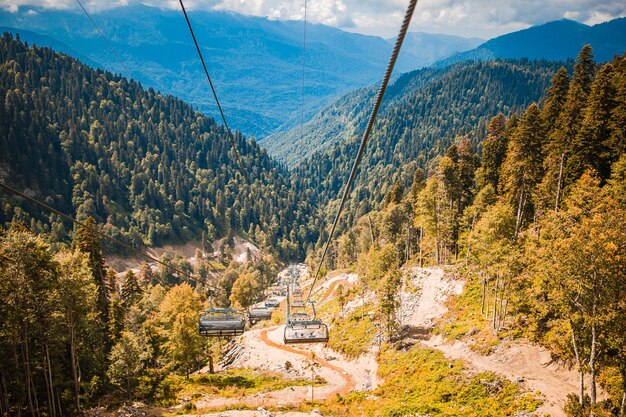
[0,5,480,138]
[316,46,626,416]
[288,59,563,233]
[0,33,318,260]
[440,17,626,66]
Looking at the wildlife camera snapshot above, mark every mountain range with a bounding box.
[0,5,481,139]
[440,17,626,65]
[264,17,626,164]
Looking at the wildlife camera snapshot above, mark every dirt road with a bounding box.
[401,267,579,417]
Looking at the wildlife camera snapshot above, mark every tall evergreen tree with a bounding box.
[541,67,570,133]
[121,270,142,308]
[550,45,597,207]
[73,218,108,322]
[572,63,617,179]
[477,114,508,191]
[499,103,545,236]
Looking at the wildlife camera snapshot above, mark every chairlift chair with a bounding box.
[289,312,311,321]
[264,298,280,308]
[283,320,329,344]
[198,307,245,337]
[249,306,272,324]
[282,283,329,344]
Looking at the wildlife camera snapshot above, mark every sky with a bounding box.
[2,0,626,39]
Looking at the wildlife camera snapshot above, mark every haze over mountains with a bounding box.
[265,17,626,164]
[0,4,481,139]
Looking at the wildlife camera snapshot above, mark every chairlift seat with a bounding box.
[249,307,272,323]
[265,298,280,308]
[198,308,244,337]
[283,320,329,344]
[289,312,311,322]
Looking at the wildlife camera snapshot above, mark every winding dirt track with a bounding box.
[259,328,355,395]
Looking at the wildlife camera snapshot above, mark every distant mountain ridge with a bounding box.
[0,5,480,139]
[439,17,626,66]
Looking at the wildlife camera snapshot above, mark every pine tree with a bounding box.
[572,63,617,180]
[121,270,142,308]
[499,103,544,236]
[541,67,570,133]
[409,168,426,204]
[608,57,626,168]
[537,68,571,213]
[73,217,109,322]
[477,114,508,191]
[550,45,597,202]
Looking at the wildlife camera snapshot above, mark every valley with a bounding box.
[1,3,626,416]
[93,263,581,416]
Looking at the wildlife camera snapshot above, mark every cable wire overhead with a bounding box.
[74,0,130,75]
[178,0,250,185]
[299,0,308,144]
[306,0,419,301]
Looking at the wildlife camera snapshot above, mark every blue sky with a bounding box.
[2,0,626,39]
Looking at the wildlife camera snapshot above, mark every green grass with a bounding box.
[437,273,520,354]
[154,369,326,406]
[326,305,377,358]
[319,344,542,416]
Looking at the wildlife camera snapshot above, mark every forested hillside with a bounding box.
[290,59,563,230]
[1,17,626,417]
[0,5,479,138]
[317,46,626,416]
[0,33,319,259]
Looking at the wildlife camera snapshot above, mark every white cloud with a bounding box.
[3,0,626,38]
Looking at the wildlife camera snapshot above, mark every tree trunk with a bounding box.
[43,344,56,417]
[29,374,40,417]
[13,342,22,417]
[485,280,490,321]
[515,181,526,238]
[368,215,376,248]
[208,355,215,374]
[555,152,565,211]
[497,281,508,331]
[56,389,63,417]
[22,324,35,417]
[418,226,423,267]
[480,274,486,314]
[492,275,500,329]
[0,370,8,417]
[589,294,598,413]
[620,390,625,417]
[570,321,584,406]
[69,320,81,411]
[499,297,509,331]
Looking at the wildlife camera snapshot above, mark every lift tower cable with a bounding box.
[299,0,308,144]
[306,0,419,301]
[178,0,250,185]
[74,0,130,75]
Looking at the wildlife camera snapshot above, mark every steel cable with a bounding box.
[306,0,419,301]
